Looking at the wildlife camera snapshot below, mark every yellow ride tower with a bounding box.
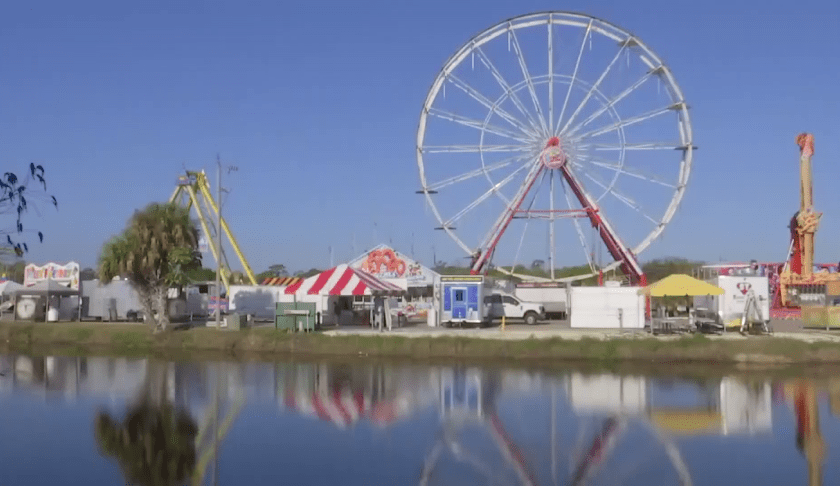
[169,170,257,292]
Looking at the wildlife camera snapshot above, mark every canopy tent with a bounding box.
[285,264,405,296]
[14,279,80,296]
[0,280,24,297]
[13,279,80,321]
[638,274,724,297]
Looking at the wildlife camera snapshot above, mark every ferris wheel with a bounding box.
[416,12,694,283]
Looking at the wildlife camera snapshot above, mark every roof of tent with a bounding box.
[0,280,24,296]
[261,276,302,286]
[14,279,79,296]
[284,264,405,296]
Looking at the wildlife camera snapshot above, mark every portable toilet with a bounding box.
[437,275,485,327]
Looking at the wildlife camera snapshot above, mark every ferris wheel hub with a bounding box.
[541,137,567,169]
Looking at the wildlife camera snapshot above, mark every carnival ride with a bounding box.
[419,369,694,486]
[776,377,840,486]
[416,11,694,285]
[695,134,839,321]
[169,171,257,292]
[775,134,840,312]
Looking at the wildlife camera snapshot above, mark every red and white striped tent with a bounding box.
[284,264,405,296]
[280,385,419,430]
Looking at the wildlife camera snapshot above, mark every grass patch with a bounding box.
[2,322,840,369]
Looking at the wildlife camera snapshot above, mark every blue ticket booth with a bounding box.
[438,275,486,327]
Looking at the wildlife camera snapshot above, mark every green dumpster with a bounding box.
[227,313,242,331]
[275,302,316,331]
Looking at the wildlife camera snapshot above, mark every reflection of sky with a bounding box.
[0,396,127,485]
[1,355,839,485]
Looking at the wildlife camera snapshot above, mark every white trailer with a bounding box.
[569,286,645,329]
[694,276,770,326]
[514,283,569,319]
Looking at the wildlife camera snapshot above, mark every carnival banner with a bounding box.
[24,261,81,289]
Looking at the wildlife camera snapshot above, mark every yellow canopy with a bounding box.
[649,409,722,435]
[638,274,724,297]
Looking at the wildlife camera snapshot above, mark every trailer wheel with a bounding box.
[524,311,538,325]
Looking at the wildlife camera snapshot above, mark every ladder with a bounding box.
[740,288,770,334]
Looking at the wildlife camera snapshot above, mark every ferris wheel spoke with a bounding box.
[509,171,546,275]
[563,71,656,138]
[446,74,537,137]
[508,27,549,135]
[585,142,690,151]
[474,47,544,136]
[476,162,544,269]
[428,108,536,143]
[573,163,662,226]
[561,177,596,273]
[568,103,682,143]
[421,144,534,154]
[576,156,677,188]
[426,154,533,192]
[444,162,533,227]
[547,17,554,134]
[557,37,630,136]
[555,19,593,136]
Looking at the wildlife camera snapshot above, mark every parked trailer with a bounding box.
[569,286,645,329]
[81,279,195,322]
[694,276,770,326]
[437,275,486,327]
[514,282,569,319]
[81,279,144,321]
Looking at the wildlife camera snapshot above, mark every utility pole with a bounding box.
[216,155,222,330]
[215,155,238,330]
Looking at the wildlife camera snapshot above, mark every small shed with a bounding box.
[14,279,80,321]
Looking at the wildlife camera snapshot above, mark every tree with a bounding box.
[80,267,96,281]
[295,268,322,279]
[98,203,200,332]
[0,260,26,283]
[229,271,249,285]
[0,164,57,258]
[531,259,545,271]
[642,257,705,283]
[95,361,198,486]
[185,267,216,282]
[268,264,288,277]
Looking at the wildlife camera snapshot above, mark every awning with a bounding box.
[261,277,302,286]
[638,274,724,297]
[284,264,405,296]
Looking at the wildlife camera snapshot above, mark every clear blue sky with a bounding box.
[2,0,838,274]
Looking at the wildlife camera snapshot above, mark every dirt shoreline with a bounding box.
[3,321,840,370]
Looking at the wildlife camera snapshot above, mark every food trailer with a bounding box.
[436,275,486,327]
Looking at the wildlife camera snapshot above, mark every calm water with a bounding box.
[0,354,838,486]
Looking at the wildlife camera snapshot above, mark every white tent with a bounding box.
[0,280,23,297]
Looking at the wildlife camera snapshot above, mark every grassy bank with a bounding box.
[3,322,840,368]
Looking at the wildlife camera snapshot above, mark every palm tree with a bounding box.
[95,361,198,486]
[99,203,200,331]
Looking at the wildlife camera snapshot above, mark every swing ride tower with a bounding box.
[169,170,258,292]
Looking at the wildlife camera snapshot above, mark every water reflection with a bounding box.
[0,353,839,485]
